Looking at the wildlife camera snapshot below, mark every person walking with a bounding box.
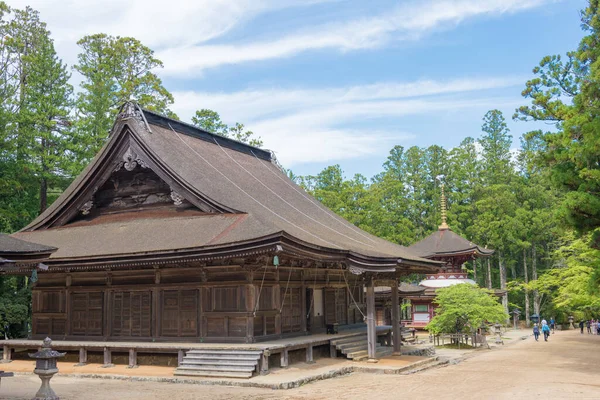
[579,320,585,334]
[592,319,597,335]
[586,320,592,334]
[550,317,556,334]
[542,323,551,341]
[533,323,540,341]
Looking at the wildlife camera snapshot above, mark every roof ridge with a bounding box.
[141,108,273,162]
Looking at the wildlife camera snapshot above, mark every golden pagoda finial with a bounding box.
[439,181,449,231]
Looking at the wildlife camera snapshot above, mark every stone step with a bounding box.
[177,364,256,372]
[174,369,253,379]
[181,358,258,367]
[337,340,368,351]
[185,350,263,356]
[340,342,382,354]
[330,335,367,346]
[184,353,261,361]
[349,346,393,361]
[346,343,386,360]
[340,343,367,354]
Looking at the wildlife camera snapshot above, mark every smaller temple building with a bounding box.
[395,187,493,328]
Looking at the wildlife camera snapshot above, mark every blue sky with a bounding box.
[10,0,588,178]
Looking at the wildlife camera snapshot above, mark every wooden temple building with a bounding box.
[379,187,494,328]
[2,103,442,374]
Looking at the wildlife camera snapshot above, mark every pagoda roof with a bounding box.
[12,104,441,272]
[0,233,56,263]
[408,228,494,259]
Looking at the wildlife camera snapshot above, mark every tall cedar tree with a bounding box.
[73,34,176,172]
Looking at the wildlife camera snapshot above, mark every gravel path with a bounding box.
[1,330,598,399]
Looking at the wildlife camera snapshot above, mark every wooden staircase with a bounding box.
[174,349,262,379]
[331,334,393,361]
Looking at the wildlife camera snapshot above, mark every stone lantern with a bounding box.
[29,337,65,400]
[494,323,503,345]
[568,315,574,330]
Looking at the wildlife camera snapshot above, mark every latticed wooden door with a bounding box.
[281,287,302,333]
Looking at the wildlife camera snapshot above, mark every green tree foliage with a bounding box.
[516,1,600,247]
[426,284,508,334]
[0,3,73,227]
[192,108,263,147]
[73,34,176,171]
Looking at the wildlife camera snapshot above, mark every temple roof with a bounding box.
[408,228,494,259]
[0,233,56,263]
[12,104,440,272]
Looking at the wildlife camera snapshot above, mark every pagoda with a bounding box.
[401,185,494,327]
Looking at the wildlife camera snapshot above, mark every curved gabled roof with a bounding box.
[14,105,440,272]
[408,228,494,259]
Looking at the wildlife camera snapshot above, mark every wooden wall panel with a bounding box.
[160,289,199,337]
[111,291,152,338]
[71,292,103,336]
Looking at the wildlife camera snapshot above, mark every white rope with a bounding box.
[213,138,373,248]
[341,266,366,319]
[253,266,267,317]
[279,268,293,314]
[168,124,343,249]
[250,150,378,245]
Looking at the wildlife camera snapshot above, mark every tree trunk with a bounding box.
[39,138,48,214]
[499,253,509,321]
[523,247,530,327]
[473,259,477,283]
[486,258,492,290]
[532,245,540,318]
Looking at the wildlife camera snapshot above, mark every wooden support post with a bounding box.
[330,343,337,358]
[1,345,11,363]
[76,348,87,366]
[260,350,270,375]
[178,350,184,367]
[391,283,401,355]
[306,345,314,364]
[102,347,113,368]
[128,349,137,368]
[280,349,289,368]
[366,276,377,362]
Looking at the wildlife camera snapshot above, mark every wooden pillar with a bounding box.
[102,347,113,367]
[177,349,185,367]
[128,348,137,368]
[77,347,87,366]
[306,344,314,363]
[366,276,377,361]
[260,350,270,375]
[280,349,289,368]
[1,345,11,363]
[391,282,401,354]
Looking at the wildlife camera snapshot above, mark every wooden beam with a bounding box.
[391,282,401,354]
[366,277,377,361]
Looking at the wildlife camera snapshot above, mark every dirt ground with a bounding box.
[1,329,598,400]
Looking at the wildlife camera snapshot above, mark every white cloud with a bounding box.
[157,0,556,76]
[171,76,523,166]
[6,0,332,67]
